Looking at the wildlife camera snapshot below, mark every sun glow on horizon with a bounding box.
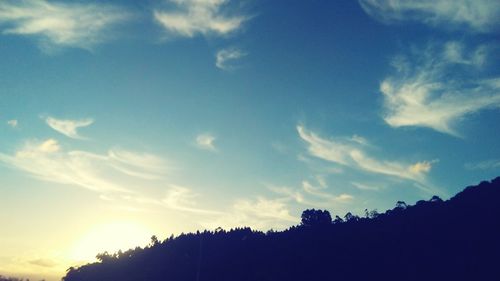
[69,221,153,263]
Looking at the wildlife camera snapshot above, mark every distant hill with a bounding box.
[63,177,500,281]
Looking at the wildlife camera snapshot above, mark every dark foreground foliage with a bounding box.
[64,177,500,281]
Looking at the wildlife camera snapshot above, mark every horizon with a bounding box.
[1,0,499,280]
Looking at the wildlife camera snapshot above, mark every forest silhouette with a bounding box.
[62,177,500,281]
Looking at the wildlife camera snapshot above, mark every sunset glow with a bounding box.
[1,0,499,280]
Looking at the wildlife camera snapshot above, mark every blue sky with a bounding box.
[1,0,500,279]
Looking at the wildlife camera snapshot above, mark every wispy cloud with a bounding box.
[359,0,500,33]
[301,181,354,203]
[119,185,222,215]
[202,196,299,230]
[215,47,246,70]
[29,258,57,268]
[351,181,384,191]
[108,150,169,180]
[233,197,298,222]
[162,185,222,214]
[195,133,217,151]
[464,159,500,170]
[7,119,18,128]
[0,0,129,51]
[154,0,247,38]
[268,179,354,208]
[0,139,168,194]
[380,42,500,136]
[45,116,93,139]
[297,125,434,185]
[443,41,487,67]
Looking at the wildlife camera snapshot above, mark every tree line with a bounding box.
[63,177,500,281]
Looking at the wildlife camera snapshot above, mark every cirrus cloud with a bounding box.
[297,125,435,186]
[0,0,130,51]
[154,0,247,38]
[380,42,500,136]
[7,119,18,128]
[45,116,93,139]
[195,133,217,151]
[215,47,246,70]
[0,139,168,194]
[202,196,299,231]
[359,0,500,33]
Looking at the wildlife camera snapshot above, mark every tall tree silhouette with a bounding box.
[300,209,332,226]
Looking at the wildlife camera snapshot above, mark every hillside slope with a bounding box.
[63,177,500,281]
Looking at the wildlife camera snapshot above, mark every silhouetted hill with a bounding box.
[63,177,500,281]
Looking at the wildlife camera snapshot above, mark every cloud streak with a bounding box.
[162,185,222,214]
[301,181,354,202]
[202,196,299,230]
[154,0,246,38]
[359,0,500,33]
[465,159,500,170]
[297,125,434,185]
[0,139,168,194]
[216,47,246,70]
[45,116,93,139]
[7,119,18,128]
[380,42,500,136]
[195,133,217,151]
[0,0,129,51]
[268,180,354,208]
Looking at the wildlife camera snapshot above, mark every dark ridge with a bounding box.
[63,177,500,281]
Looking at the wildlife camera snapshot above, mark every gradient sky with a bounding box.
[1,0,500,280]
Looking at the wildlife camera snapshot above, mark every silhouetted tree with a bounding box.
[396,201,407,209]
[430,195,443,203]
[333,215,343,224]
[96,251,113,263]
[301,209,332,226]
[150,235,159,246]
[369,209,379,218]
[344,212,357,222]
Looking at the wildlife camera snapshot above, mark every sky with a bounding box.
[0,0,499,279]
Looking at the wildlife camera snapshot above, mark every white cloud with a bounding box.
[297,125,434,184]
[7,119,18,128]
[443,41,487,66]
[267,185,306,204]
[45,116,93,139]
[154,0,246,38]
[108,150,170,180]
[120,185,222,215]
[162,185,222,214]
[0,139,168,194]
[215,47,246,70]
[359,0,500,33]
[465,159,500,170]
[202,196,299,230]
[196,133,217,151]
[301,181,354,203]
[234,197,298,222]
[267,178,354,208]
[0,0,129,51]
[350,134,369,146]
[380,43,500,136]
[351,182,383,191]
